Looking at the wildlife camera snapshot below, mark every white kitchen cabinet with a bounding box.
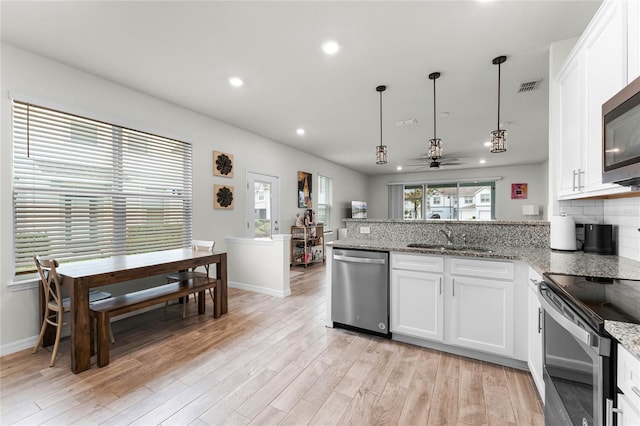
[556,52,586,198]
[617,344,640,426]
[390,268,444,342]
[583,0,628,193]
[527,268,545,400]
[449,275,514,357]
[553,0,633,200]
[628,0,640,81]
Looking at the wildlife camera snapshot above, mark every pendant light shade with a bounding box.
[375,85,388,165]
[490,55,507,153]
[428,72,443,160]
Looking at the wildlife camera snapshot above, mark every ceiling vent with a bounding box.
[518,79,542,93]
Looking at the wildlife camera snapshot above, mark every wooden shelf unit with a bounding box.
[290,225,325,267]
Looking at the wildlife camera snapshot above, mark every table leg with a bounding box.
[68,278,91,373]
[197,290,205,315]
[217,253,228,314]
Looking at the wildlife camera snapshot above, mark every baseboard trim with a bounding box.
[1,336,38,357]
[228,281,291,298]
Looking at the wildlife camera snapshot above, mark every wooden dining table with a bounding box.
[50,249,227,374]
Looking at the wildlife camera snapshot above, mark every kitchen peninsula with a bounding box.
[326,219,640,367]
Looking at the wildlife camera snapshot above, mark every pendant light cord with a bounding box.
[433,77,437,140]
[497,62,501,131]
[379,90,383,148]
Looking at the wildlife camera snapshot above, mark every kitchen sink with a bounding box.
[406,243,491,253]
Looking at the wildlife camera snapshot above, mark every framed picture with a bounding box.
[214,184,234,209]
[511,183,528,199]
[297,171,312,208]
[213,151,233,177]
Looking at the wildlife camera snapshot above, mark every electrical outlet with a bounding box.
[360,226,370,234]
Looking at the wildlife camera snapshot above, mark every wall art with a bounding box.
[297,170,312,208]
[213,151,233,177]
[214,184,234,209]
[511,183,528,199]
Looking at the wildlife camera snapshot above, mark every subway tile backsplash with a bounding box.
[559,197,640,261]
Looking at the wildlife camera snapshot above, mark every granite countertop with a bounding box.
[328,239,640,359]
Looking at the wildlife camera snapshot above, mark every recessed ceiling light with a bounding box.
[321,40,340,55]
[397,166,403,171]
[296,128,305,135]
[229,77,244,87]
[483,141,491,147]
[479,159,486,164]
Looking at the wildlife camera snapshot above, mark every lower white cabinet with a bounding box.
[391,253,520,360]
[617,344,640,426]
[527,269,545,400]
[390,269,444,341]
[449,275,514,357]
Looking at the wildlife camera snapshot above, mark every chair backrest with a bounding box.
[192,240,215,252]
[34,256,63,310]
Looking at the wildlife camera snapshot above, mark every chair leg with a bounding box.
[50,313,63,367]
[32,307,50,354]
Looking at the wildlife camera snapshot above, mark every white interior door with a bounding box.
[246,172,280,238]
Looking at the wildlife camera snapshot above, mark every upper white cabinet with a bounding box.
[553,0,635,200]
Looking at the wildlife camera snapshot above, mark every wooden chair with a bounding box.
[166,240,216,318]
[32,256,67,367]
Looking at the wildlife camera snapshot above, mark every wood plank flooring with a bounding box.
[0,263,544,425]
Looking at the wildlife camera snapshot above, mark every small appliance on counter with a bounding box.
[583,223,614,254]
[550,213,577,251]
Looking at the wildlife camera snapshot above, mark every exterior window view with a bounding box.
[403,183,494,220]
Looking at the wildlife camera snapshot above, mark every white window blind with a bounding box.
[12,100,193,275]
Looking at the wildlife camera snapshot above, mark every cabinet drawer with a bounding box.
[391,253,444,273]
[450,258,514,280]
[617,344,640,410]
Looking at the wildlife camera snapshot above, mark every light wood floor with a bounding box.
[0,264,543,425]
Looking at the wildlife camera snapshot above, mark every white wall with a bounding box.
[0,44,368,353]
[366,163,548,221]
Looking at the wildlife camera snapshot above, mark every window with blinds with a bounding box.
[12,100,193,275]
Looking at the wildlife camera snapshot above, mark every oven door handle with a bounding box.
[538,284,596,348]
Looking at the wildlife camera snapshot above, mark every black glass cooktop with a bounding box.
[543,273,640,332]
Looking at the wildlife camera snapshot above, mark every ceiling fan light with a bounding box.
[376,144,388,164]
[428,138,442,160]
[490,129,507,153]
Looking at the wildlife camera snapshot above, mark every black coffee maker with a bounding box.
[583,224,614,254]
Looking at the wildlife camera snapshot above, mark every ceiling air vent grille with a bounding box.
[518,80,542,93]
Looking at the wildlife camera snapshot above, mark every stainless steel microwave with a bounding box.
[602,75,640,186]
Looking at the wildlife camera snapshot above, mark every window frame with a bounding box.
[317,174,332,231]
[11,100,193,276]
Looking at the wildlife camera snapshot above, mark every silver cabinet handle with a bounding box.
[439,277,442,295]
[633,386,640,398]
[573,169,578,192]
[538,307,542,334]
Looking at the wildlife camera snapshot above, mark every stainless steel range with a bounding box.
[539,273,640,426]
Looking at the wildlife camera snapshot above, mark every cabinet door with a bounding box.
[449,276,514,357]
[556,53,586,198]
[618,393,640,426]
[390,269,444,342]
[527,285,544,400]
[583,1,627,193]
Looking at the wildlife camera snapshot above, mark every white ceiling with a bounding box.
[1,0,602,176]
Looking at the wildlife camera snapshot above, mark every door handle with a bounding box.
[538,307,542,334]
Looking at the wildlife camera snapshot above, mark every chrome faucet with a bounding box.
[440,227,453,245]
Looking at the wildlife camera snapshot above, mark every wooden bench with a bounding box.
[90,272,221,367]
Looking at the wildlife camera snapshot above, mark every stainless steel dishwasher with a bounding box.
[331,249,390,337]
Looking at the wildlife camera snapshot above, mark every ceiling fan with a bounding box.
[405,154,465,170]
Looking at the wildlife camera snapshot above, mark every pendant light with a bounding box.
[490,55,507,153]
[375,85,388,165]
[427,72,443,160]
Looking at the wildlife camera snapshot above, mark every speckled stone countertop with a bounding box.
[328,240,640,359]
